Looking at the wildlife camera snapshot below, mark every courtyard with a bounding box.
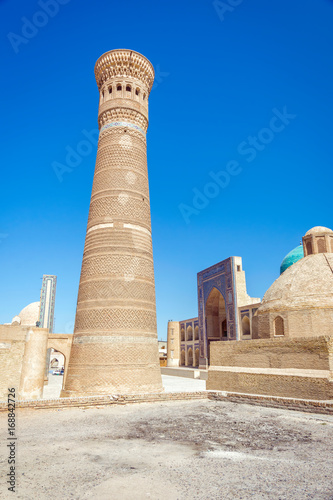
[1,395,332,499]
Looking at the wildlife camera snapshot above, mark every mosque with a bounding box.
[167,226,333,400]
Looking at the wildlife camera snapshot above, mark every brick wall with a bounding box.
[0,325,49,400]
[210,335,332,370]
[207,369,333,400]
[0,340,25,399]
[207,335,333,400]
[0,390,332,415]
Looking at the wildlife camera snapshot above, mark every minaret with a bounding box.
[62,49,163,396]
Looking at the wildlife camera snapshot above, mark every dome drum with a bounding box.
[302,226,333,257]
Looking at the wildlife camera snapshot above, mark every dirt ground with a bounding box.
[1,399,333,500]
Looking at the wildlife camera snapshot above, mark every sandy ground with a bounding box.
[1,392,333,500]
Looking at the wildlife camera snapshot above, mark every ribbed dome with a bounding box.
[280,245,304,274]
[259,253,333,313]
[305,226,333,236]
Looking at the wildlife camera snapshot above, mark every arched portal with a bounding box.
[50,357,59,368]
[180,350,185,366]
[195,348,199,367]
[205,288,227,361]
[274,316,284,336]
[242,316,251,336]
[43,334,73,398]
[187,348,193,366]
[43,348,66,399]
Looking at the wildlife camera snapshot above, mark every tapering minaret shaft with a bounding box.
[62,50,162,396]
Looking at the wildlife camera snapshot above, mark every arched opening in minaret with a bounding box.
[117,84,122,92]
[205,288,227,362]
[126,85,132,93]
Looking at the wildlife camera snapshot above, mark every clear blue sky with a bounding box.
[1,0,332,338]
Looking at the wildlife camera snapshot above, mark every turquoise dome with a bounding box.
[280,245,304,274]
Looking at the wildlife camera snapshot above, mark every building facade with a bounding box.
[167,256,260,368]
[207,226,333,400]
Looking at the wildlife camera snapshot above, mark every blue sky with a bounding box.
[0,0,332,338]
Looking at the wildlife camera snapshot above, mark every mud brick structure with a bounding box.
[62,49,162,396]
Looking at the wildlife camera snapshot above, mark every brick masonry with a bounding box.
[62,50,163,397]
[207,335,333,400]
[0,391,332,415]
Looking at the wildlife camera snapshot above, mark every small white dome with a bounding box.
[11,315,21,325]
[17,302,40,326]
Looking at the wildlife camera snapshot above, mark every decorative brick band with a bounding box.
[100,121,146,137]
[87,223,114,234]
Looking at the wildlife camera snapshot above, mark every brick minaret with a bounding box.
[62,50,163,396]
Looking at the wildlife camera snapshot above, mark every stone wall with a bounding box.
[255,309,333,339]
[0,326,72,401]
[19,327,49,400]
[0,326,26,399]
[208,368,333,400]
[207,335,333,400]
[210,335,333,370]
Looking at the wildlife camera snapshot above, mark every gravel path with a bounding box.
[1,400,333,499]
